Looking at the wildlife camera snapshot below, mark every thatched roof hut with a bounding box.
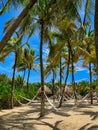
[56,86,73,96]
[37,85,52,95]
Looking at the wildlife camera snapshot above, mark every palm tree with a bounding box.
[45,64,58,102]
[0,0,37,52]
[23,48,37,92]
[58,40,71,107]
[10,38,24,108]
[82,29,95,104]
[16,61,27,87]
[95,0,98,73]
[79,0,95,104]
[0,36,24,108]
[33,0,60,117]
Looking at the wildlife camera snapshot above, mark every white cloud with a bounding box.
[75,66,88,72]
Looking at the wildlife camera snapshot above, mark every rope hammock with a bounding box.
[76,93,90,105]
[14,92,58,111]
[44,92,58,111]
[14,93,38,106]
[14,95,27,106]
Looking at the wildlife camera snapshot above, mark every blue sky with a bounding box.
[0,2,96,84]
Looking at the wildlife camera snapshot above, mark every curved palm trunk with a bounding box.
[11,52,17,109]
[95,0,98,74]
[40,22,45,117]
[27,68,31,93]
[0,0,37,52]
[58,42,71,108]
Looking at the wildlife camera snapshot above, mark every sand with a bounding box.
[0,100,98,130]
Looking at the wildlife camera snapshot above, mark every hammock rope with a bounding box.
[76,93,90,105]
[14,93,38,106]
[14,91,58,111]
[44,92,58,111]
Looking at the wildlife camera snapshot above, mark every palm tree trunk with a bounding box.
[22,69,26,87]
[27,68,31,93]
[70,44,77,102]
[59,56,62,95]
[87,45,93,104]
[52,68,55,102]
[0,0,37,52]
[40,22,45,117]
[11,52,17,109]
[89,62,93,104]
[95,0,98,74]
[71,51,77,101]
[58,42,70,108]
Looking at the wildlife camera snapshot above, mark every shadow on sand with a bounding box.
[79,124,98,130]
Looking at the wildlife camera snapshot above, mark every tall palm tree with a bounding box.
[0,36,24,108]
[79,0,95,104]
[33,0,59,117]
[0,0,37,52]
[58,41,71,107]
[95,0,98,73]
[10,38,24,108]
[82,29,95,104]
[23,48,37,92]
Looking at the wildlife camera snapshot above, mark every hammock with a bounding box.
[76,93,90,105]
[14,95,27,106]
[19,93,38,104]
[14,92,58,111]
[14,93,38,106]
[44,92,58,111]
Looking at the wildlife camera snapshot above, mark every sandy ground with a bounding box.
[0,100,98,130]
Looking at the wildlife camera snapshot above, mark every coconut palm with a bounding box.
[95,0,98,73]
[22,48,37,92]
[81,29,95,104]
[0,35,24,108]
[0,0,37,52]
[10,38,25,108]
[78,0,95,104]
[32,0,61,117]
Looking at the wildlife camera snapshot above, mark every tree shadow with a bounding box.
[0,103,65,130]
[54,120,63,130]
[87,125,98,130]
[53,110,70,117]
[77,110,98,120]
[79,123,91,130]
[0,107,41,130]
[40,120,62,130]
[79,124,98,130]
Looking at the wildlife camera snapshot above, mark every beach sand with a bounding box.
[0,100,98,130]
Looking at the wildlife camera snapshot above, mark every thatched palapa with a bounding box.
[56,86,73,96]
[37,85,52,95]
